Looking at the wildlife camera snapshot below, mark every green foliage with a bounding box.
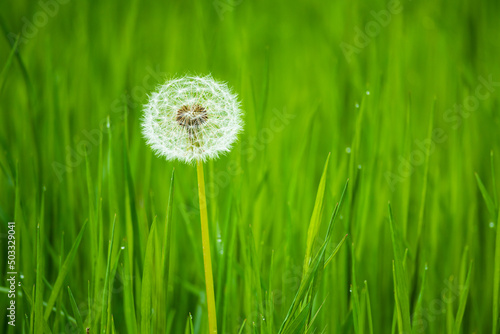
[1,0,499,332]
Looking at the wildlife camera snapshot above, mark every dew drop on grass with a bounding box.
[121,246,125,249]
[358,164,362,169]
[20,274,24,279]
[346,147,351,154]
[355,103,359,108]
[366,90,370,95]
[490,222,495,228]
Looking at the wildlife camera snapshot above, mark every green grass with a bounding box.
[1,0,500,333]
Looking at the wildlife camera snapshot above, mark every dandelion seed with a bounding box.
[142,75,243,163]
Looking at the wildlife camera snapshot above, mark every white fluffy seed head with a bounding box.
[142,75,243,163]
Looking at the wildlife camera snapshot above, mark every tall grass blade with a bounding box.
[44,221,88,320]
[388,203,412,334]
[67,287,85,334]
[303,153,330,275]
[100,215,116,333]
[453,261,473,334]
[141,217,157,334]
[475,173,497,222]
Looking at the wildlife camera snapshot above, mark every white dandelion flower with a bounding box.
[142,75,243,163]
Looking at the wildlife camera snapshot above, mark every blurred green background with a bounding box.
[1,0,500,333]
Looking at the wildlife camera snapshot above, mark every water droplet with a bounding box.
[355,103,360,108]
[349,288,352,292]
[358,164,362,169]
[20,274,24,279]
[346,147,351,154]
[366,91,370,95]
[340,215,344,220]
[121,246,125,250]
[490,222,495,228]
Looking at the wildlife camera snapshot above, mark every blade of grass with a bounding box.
[282,303,311,334]
[67,287,85,334]
[493,209,500,334]
[279,180,349,334]
[412,263,428,332]
[388,203,412,334]
[35,188,45,333]
[475,172,497,222]
[141,216,157,334]
[21,283,53,333]
[159,168,175,332]
[237,319,247,334]
[364,281,374,334]
[0,33,19,93]
[305,298,327,334]
[303,153,330,275]
[392,261,401,334]
[100,215,116,333]
[107,248,123,334]
[351,243,361,334]
[491,151,498,210]
[453,261,473,334]
[44,221,88,320]
[324,234,348,269]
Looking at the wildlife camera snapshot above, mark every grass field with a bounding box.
[1,0,500,333]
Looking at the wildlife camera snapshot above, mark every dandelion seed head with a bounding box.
[142,75,243,163]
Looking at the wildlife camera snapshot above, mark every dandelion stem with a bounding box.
[197,160,218,333]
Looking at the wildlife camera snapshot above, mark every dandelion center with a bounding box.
[176,104,208,130]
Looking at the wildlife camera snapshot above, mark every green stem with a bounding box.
[197,160,218,333]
